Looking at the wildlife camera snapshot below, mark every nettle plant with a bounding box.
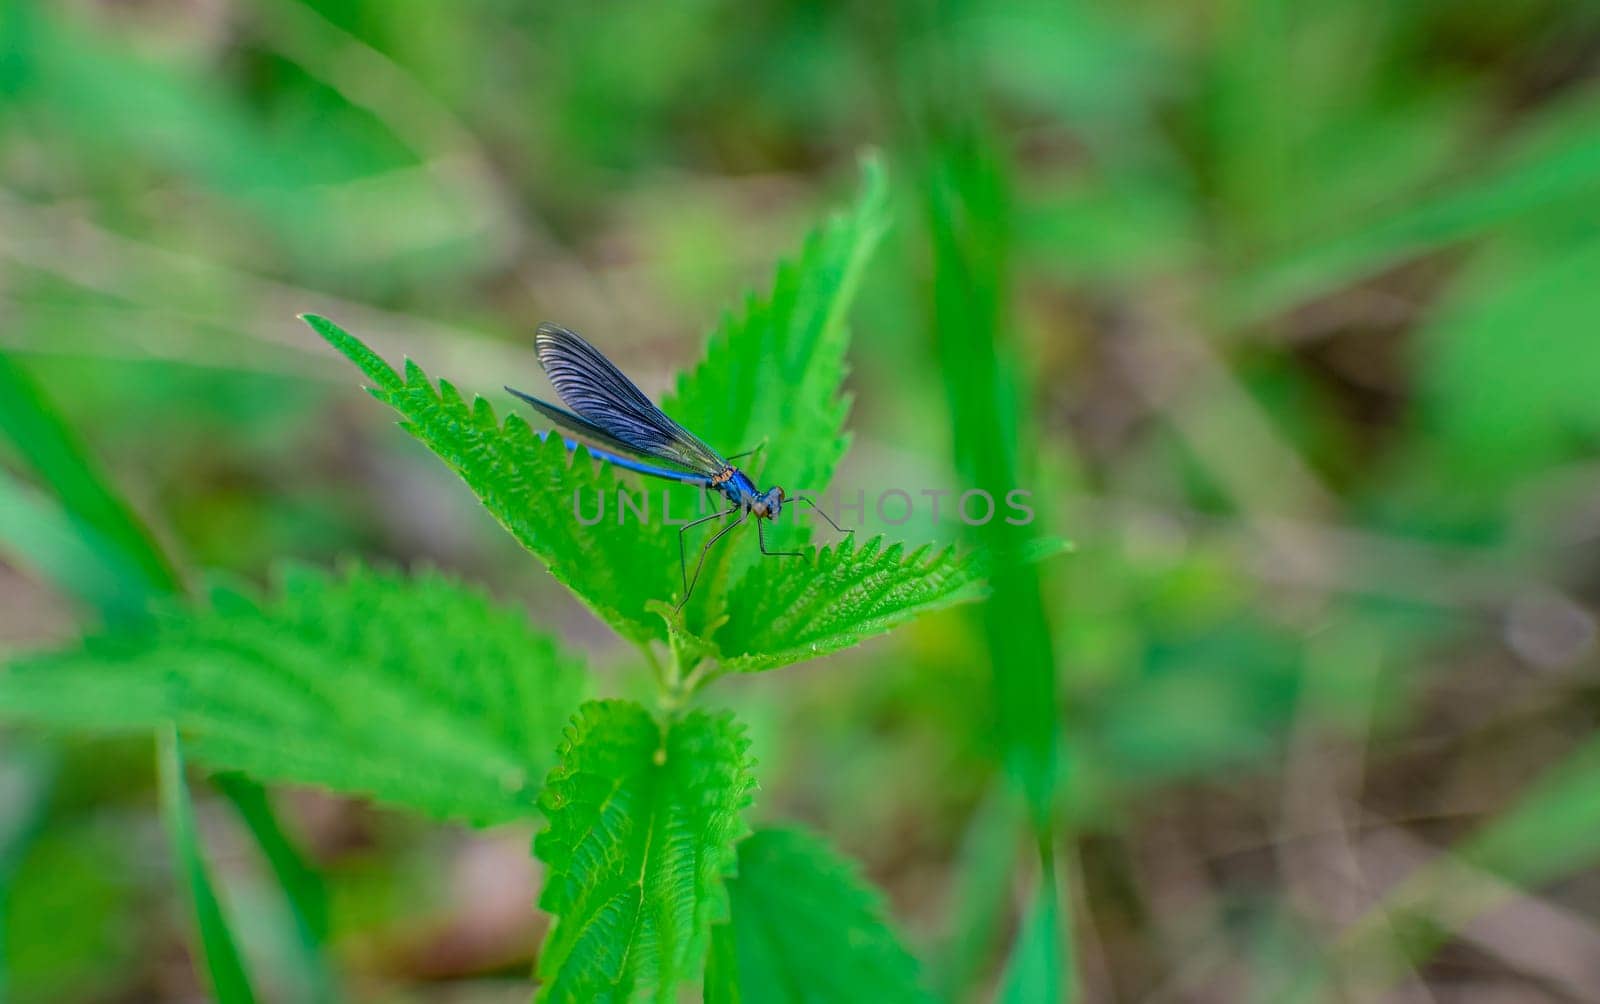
[2,162,997,1000]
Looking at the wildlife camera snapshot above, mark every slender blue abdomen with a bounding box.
[552,435,711,487]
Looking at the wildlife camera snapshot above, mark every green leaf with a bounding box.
[306,311,675,643]
[0,350,326,1001]
[534,701,755,1003]
[704,827,928,1004]
[0,564,586,826]
[159,728,258,1004]
[1419,237,1600,491]
[703,535,999,674]
[663,155,890,628]
[305,156,891,640]
[666,154,889,499]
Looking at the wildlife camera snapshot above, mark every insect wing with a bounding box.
[533,323,728,476]
[504,386,706,478]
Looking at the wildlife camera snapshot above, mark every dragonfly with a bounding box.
[506,323,851,610]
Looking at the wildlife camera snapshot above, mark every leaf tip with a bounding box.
[303,314,404,391]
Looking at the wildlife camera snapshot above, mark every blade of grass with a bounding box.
[0,469,150,622]
[0,348,332,1001]
[998,866,1064,1004]
[0,743,57,1004]
[916,117,1069,1001]
[159,728,258,1004]
[1317,731,1600,997]
[213,774,337,1004]
[1225,88,1600,324]
[0,349,180,599]
[935,781,1026,1001]
[920,127,1058,839]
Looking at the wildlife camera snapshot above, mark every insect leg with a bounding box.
[678,507,736,601]
[793,496,854,536]
[757,519,803,559]
[676,509,746,612]
[724,438,769,464]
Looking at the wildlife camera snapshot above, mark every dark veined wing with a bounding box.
[531,323,728,476]
[504,386,707,478]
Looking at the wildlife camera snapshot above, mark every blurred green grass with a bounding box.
[4,0,1600,1000]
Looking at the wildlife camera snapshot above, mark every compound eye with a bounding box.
[775,486,786,502]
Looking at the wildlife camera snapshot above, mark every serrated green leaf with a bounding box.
[535,701,755,1003]
[666,154,889,496]
[704,827,928,1004]
[663,155,891,629]
[306,311,674,643]
[0,564,586,826]
[692,535,1068,674]
[706,536,989,673]
[0,348,320,1002]
[305,157,891,642]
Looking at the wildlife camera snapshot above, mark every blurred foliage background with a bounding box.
[4,0,1600,1000]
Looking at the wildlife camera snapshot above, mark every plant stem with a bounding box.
[654,630,688,713]
[637,640,668,696]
